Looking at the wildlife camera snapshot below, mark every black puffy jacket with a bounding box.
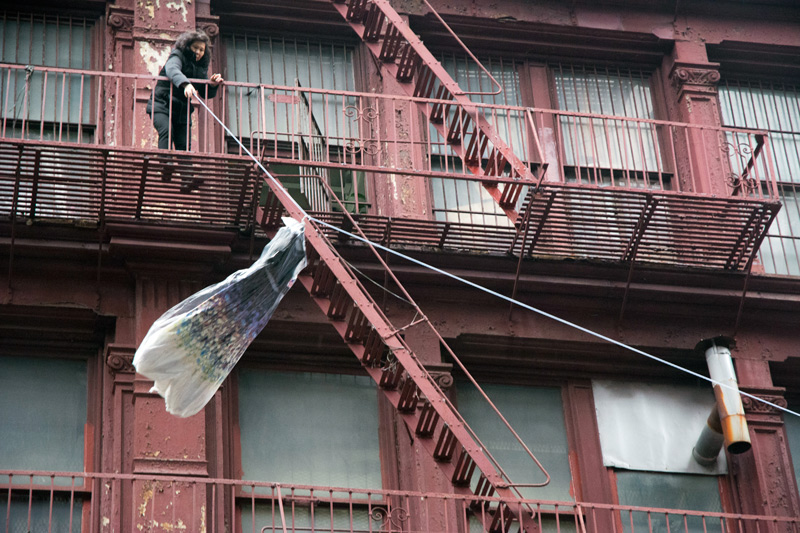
[146,48,219,123]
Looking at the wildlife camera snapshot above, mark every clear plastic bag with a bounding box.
[133,218,307,417]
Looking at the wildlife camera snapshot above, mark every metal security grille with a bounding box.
[719,79,800,276]
[553,64,663,187]
[224,33,363,213]
[224,33,356,142]
[0,12,94,140]
[430,54,526,226]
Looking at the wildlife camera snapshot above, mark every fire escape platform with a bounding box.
[311,183,780,272]
[0,140,781,273]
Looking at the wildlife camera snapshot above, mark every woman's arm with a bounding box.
[164,50,191,91]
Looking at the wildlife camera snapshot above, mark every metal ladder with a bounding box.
[255,174,537,533]
[330,0,545,223]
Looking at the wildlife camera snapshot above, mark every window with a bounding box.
[237,369,383,533]
[593,380,724,533]
[784,406,800,493]
[238,369,382,487]
[224,33,366,212]
[0,355,88,531]
[553,64,668,189]
[718,80,800,276]
[0,12,95,142]
[455,380,575,533]
[430,54,528,226]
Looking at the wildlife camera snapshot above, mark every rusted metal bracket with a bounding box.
[619,195,658,323]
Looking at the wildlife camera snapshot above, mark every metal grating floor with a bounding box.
[0,140,780,272]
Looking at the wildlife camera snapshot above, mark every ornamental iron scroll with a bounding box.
[722,139,760,195]
[371,506,409,529]
[344,104,379,124]
[344,139,382,157]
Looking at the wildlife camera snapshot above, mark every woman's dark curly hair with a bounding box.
[174,30,212,66]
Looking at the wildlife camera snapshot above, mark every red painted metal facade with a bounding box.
[2,0,800,532]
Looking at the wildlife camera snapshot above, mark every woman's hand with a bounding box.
[209,73,224,86]
[183,83,198,100]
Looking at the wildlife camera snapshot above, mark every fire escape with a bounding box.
[0,1,783,532]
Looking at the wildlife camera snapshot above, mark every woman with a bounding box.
[147,30,224,152]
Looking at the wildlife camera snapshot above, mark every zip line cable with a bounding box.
[195,96,800,421]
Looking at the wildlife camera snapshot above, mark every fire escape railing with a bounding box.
[3,470,800,533]
[0,63,780,202]
[0,63,784,273]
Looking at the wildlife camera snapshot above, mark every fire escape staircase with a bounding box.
[330,0,545,224]
[257,175,538,532]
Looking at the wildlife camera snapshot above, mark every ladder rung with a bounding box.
[379,364,403,389]
[379,24,403,61]
[433,425,457,462]
[396,45,420,81]
[397,378,418,412]
[472,474,496,504]
[451,449,476,486]
[345,0,369,21]
[362,329,385,366]
[310,263,336,297]
[500,182,524,208]
[344,307,371,343]
[429,85,452,123]
[465,127,488,164]
[362,3,385,41]
[413,65,435,98]
[446,109,471,144]
[489,504,514,533]
[415,401,440,437]
[327,282,351,319]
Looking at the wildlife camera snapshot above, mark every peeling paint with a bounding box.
[139,483,154,517]
[200,505,207,533]
[139,42,170,77]
[102,516,110,527]
[166,0,188,22]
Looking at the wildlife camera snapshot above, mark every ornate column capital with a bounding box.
[740,386,788,418]
[105,343,137,375]
[107,6,134,35]
[669,61,721,98]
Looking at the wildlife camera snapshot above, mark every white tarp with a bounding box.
[592,380,727,475]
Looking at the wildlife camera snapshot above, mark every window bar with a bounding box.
[601,115,617,186]
[604,68,626,186]
[68,476,76,533]
[309,489,316,533]
[20,63,30,140]
[328,490,335,533]
[77,74,86,143]
[1,67,9,138]
[589,67,614,186]
[566,65,589,183]
[649,120,664,189]
[38,69,47,140]
[47,475,55,533]
[58,72,67,141]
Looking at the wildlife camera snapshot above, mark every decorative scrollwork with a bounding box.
[107,8,134,34]
[721,141,753,158]
[344,139,382,157]
[742,394,788,415]
[726,173,759,195]
[105,344,136,374]
[344,105,378,124]
[722,141,759,194]
[371,506,409,529]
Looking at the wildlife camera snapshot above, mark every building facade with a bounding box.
[2,0,800,531]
